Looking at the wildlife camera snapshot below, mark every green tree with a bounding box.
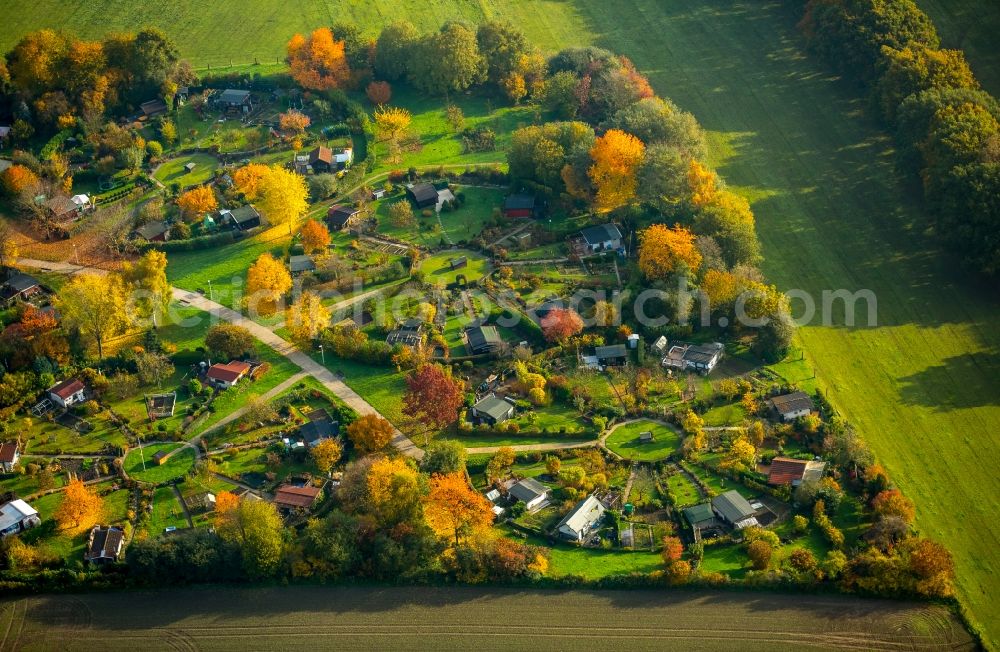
[420,440,468,475]
[476,21,530,85]
[374,21,419,81]
[215,497,284,579]
[408,22,486,96]
[205,324,256,360]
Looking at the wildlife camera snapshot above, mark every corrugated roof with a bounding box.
[769,391,813,415]
[712,490,755,524]
[274,484,321,509]
[509,477,547,503]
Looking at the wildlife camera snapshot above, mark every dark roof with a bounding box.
[769,391,813,415]
[503,194,535,210]
[273,484,321,509]
[44,195,78,217]
[135,220,169,240]
[151,449,169,462]
[140,99,168,116]
[509,477,548,503]
[595,344,627,359]
[580,223,622,245]
[309,146,333,165]
[218,89,251,104]
[326,204,359,226]
[473,395,514,422]
[407,183,438,204]
[0,441,18,463]
[299,417,337,445]
[85,526,124,561]
[227,205,260,225]
[712,490,755,524]
[288,255,315,273]
[533,299,565,318]
[49,378,85,400]
[683,503,715,527]
[5,273,40,293]
[466,325,502,352]
[684,343,723,365]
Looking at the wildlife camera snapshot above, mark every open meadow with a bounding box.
[2,0,999,642]
[0,585,976,652]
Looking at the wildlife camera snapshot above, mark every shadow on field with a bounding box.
[898,348,1000,411]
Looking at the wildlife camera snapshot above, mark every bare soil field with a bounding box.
[0,585,975,651]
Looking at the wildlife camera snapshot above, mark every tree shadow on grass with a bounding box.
[897,348,1000,411]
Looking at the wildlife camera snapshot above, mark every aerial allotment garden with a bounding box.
[0,11,982,646]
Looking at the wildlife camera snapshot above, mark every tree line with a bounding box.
[794,0,1000,278]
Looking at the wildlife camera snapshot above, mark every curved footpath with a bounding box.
[16,258,422,459]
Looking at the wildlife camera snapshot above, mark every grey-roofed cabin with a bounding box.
[471,394,515,426]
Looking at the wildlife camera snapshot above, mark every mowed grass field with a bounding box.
[4,0,1000,640]
[0,585,976,651]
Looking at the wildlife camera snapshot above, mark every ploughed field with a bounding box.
[0,585,976,651]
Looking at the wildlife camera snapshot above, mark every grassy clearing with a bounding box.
[167,238,287,310]
[123,443,195,483]
[144,485,189,535]
[152,153,219,187]
[665,469,702,508]
[377,186,505,247]
[604,419,680,462]
[419,249,491,287]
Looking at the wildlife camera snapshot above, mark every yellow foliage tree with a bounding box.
[311,438,342,475]
[424,472,494,545]
[700,269,740,308]
[346,414,396,453]
[58,273,131,359]
[687,160,719,207]
[232,163,271,201]
[257,165,309,228]
[638,223,702,280]
[588,129,645,212]
[55,479,104,531]
[721,434,757,471]
[287,28,351,91]
[374,105,412,142]
[246,253,292,317]
[285,291,331,342]
[176,185,218,220]
[365,456,421,516]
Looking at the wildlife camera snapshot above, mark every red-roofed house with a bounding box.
[48,378,86,408]
[206,361,252,389]
[767,457,827,486]
[0,441,19,472]
[273,484,322,512]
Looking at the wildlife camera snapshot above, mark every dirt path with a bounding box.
[464,439,598,455]
[486,221,533,249]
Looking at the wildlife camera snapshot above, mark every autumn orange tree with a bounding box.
[661,535,684,563]
[232,163,270,200]
[540,308,584,343]
[424,472,494,545]
[0,165,40,196]
[872,489,916,523]
[587,128,645,212]
[300,219,330,254]
[55,479,104,531]
[176,185,218,221]
[345,413,396,453]
[403,363,464,443]
[287,28,351,91]
[285,291,331,343]
[245,253,292,317]
[637,224,702,280]
[279,109,311,135]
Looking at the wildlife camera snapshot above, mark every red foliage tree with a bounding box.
[366,80,392,105]
[540,308,584,343]
[403,363,464,440]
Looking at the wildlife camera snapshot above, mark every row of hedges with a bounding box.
[144,230,244,252]
[793,0,1000,276]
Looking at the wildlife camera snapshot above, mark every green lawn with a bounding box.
[700,402,746,427]
[419,249,491,288]
[167,238,287,311]
[123,443,196,484]
[3,0,999,639]
[603,419,680,462]
[665,469,703,508]
[153,153,219,187]
[144,485,189,535]
[377,186,506,247]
